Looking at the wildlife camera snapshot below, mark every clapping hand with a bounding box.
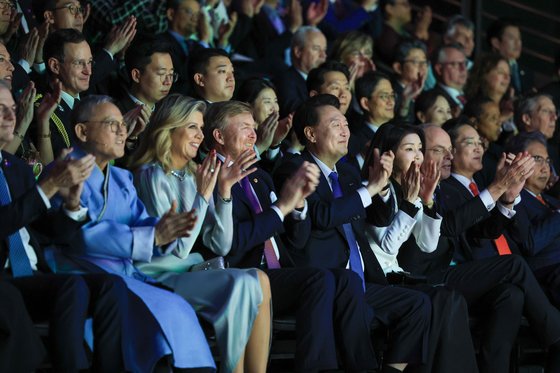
[155,201,198,246]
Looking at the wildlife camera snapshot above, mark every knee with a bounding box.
[255,269,271,302]
[336,270,363,293]
[494,284,525,311]
[64,275,90,299]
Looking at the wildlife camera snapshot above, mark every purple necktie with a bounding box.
[240,177,281,269]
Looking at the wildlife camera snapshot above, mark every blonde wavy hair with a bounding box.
[128,94,207,173]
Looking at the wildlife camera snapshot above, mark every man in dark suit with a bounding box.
[275,94,431,373]
[487,17,535,96]
[33,28,93,157]
[273,26,327,118]
[0,81,128,372]
[157,0,206,96]
[428,43,468,117]
[504,132,560,309]
[204,100,378,373]
[413,124,560,371]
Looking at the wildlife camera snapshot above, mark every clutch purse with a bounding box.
[386,271,427,286]
[190,256,227,272]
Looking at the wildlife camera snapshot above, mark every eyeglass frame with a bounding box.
[52,4,85,16]
[0,1,15,11]
[533,155,552,166]
[83,120,128,133]
[156,72,179,83]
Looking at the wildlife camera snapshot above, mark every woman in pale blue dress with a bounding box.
[129,94,272,373]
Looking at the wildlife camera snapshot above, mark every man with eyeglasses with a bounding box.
[515,93,560,194]
[506,131,560,313]
[429,43,469,116]
[397,123,560,373]
[114,35,174,157]
[391,39,429,122]
[34,0,136,93]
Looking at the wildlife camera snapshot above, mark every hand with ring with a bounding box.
[196,149,221,202]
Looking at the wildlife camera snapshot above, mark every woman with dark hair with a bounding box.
[236,77,294,156]
[361,123,478,373]
[130,94,272,373]
[464,53,514,126]
[414,90,452,126]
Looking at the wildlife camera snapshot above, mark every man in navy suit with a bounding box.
[506,131,560,308]
[432,123,560,371]
[204,100,378,373]
[274,26,327,118]
[275,94,431,373]
[0,81,129,372]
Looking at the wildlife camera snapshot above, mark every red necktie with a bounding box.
[468,181,511,255]
[536,195,548,207]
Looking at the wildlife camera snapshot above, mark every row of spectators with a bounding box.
[2,0,560,372]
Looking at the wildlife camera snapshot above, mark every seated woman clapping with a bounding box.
[129,94,272,373]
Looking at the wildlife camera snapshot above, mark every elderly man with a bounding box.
[274,26,327,118]
[204,99,377,373]
[0,80,130,372]
[506,131,560,310]
[428,43,469,115]
[405,124,560,372]
[48,94,216,372]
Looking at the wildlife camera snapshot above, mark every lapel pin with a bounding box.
[253,178,258,183]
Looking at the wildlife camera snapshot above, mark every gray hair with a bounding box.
[505,131,547,154]
[445,15,475,39]
[291,26,323,50]
[514,93,554,130]
[72,95,115,125]
[433,43,466,65]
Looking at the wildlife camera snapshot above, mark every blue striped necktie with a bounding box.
[329,171,365,290]
[0,166,33,277]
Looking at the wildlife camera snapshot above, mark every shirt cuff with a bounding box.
[63,206,88,221]
[357,186,373,208]
[103,48,114,60]
[291,199,308,220]
[497,202,517,219]
[18,59,31,74]
[479,189,496,211]
[271,205,285,222]
[36,185,51,209]
[265,146,281,160]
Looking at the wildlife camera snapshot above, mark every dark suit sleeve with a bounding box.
[89,49,117,88]
[510,199,560,257]
[0,187,47,240]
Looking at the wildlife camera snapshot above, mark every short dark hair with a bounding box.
[442,116,474,145]
[355,71,391,102]
[124,34,172,77]
[393,39,427,64]
[504,131,547,154]
[306,61,350,93]
[188,48,230,76]
[293,94,340,145]
[44,28,87,74]
[463,96,495,120]
[486,17,520,48]
[236,78,276,105]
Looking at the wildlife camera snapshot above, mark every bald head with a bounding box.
[423,125,454,179]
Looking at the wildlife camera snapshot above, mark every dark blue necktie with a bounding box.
[329,171,365,290]
[0,166,33,277]
[510,61,522,93]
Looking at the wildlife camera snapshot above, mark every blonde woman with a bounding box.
[130,94,271,373]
